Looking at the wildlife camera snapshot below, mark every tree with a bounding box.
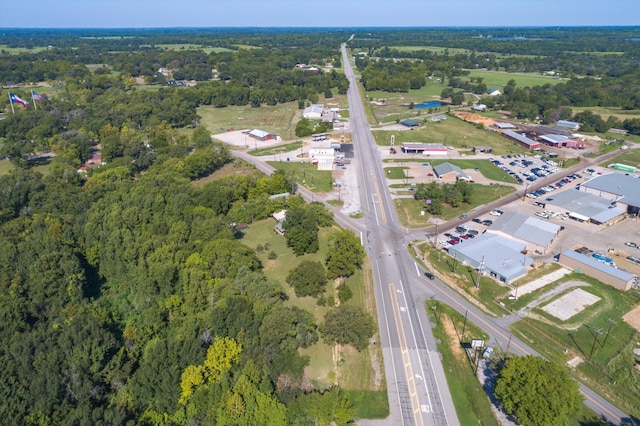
[283,205,319,256]
[191,125,213,148]
[320,305,375,351]
[325,229,365,279]
[494,355,583,426]
[286,260,327,298]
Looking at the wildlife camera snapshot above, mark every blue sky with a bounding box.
[1,0,639,28]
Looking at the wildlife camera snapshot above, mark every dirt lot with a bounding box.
[623,304,640,333]
[452,111,497,127]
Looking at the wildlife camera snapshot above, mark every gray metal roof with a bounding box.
[582,173,640,207]
[448,234,532,281]
[540,134,571,144]
[489,211,560,247]
[544,189,624,222]
[433,162,468,178]
[502,130,539,147]
[561,250,636,281]
[495,122,516,129]
[303,104,324,116]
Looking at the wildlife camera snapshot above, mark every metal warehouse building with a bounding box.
[580,173,640,216]
[544,189,626,226]
[559,250,636,291]
[448,234,533,283]
[487,211,561,254]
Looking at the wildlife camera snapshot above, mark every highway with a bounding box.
[337,42,634,425]
[232,43,635,425]
[341,43,459,426]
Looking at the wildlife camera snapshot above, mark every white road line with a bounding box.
[375,260,405,426]
[398,280,433,417]
[415,307,450,426]
[414,262,420,277]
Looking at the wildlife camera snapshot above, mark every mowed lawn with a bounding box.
[465,70,563,90]
[372,115,524,155]
[429,159,518,183]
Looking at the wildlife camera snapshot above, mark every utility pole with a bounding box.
[588,327,602,361]
[602,319,616,347]
[475,256,485,288]
[461,310,468,343]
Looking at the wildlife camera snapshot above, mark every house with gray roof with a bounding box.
[433,162,469,182]
[487,211,560,254]
[448,233,533,283]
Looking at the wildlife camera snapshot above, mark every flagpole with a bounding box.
[31,91,38,110]
[9,93,15,114]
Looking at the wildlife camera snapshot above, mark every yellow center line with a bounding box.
[389,283,425,426]
[373,174,387,224]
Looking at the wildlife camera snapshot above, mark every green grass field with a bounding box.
[200,93,348,140]
[598,148,640,169]
[268,161,333,193]
[248,141,303,156]
[573,106,640,122]
[372,115,525,155]
[0,45,51,54]
[509,272,640,417]
[153,43,233,53]
[394,183,515,228]
[383,166,410,180]
[465,70,563,90]
[429,158,518,183]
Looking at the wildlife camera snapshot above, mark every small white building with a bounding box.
[309,148,335,171]
[303,104,325,120]
[473,104,487,112]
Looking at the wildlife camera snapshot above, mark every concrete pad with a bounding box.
[541,288,600,321]
[511,267,571,297]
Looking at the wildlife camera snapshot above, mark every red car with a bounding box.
[449,239,460,245]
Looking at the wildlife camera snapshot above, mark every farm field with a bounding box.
[464,70,563,90]
[573,106,640,122]
[152,43,234,53]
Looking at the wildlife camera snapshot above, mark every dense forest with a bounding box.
[0,28,367,425]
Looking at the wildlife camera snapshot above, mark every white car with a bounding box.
[489,210,503,216]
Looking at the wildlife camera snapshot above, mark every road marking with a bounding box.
[389,283,425,426]
[372,174,387,225]
[414,262,420,277]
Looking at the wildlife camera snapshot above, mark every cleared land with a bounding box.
[541,287,601,321]
[465,70,563,90]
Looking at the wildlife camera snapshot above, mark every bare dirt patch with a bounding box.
[452,111,496,127]
[441,314,466,359]
[623,304,640,333]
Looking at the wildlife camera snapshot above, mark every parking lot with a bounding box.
[439,166,640,276]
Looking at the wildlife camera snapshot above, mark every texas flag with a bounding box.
[9,93,28,108]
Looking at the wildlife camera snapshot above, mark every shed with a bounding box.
[557,120,580,130]
[501,130,540,150]
[248,129,276,141]
[401,119,421,128]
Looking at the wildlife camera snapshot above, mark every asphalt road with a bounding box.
[232,44,636,425]
[341,43,459,426]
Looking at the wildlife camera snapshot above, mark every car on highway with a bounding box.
[424,272,435,280]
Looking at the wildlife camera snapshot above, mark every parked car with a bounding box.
[483,347,494,359]
[459,213,468,219]
[489,210,503,216]
[625,241,638,248]
[472,218,483,223]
